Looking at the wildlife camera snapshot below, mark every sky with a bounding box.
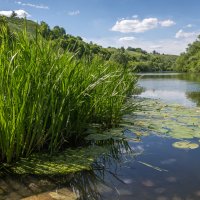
[0,0,200,55]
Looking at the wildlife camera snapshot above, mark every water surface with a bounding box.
[96,73,200,200]
[138,73,200,107]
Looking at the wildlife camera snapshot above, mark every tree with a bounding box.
[39,21,51,39]
[127,47,136,51]
[76,36,83,41]
[11,11,17,18]
[120,46,125,53]
[51,26,66,40]
[109,51,129,67]
[152,50,160,55]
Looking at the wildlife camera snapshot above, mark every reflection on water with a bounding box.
[187,91,200,107]
[70,138,138,200]
[139,90,195,106]
[73,136,200,200]
[116,136,200,200]
[138,73,200,107]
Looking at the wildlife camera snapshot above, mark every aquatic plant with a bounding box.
[126,99,200,141]
[0,21,137,163]
[172,141,199,149]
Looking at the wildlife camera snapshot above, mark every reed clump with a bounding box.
[0,21,137,163]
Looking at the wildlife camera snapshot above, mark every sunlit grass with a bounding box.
[0,21,137,163]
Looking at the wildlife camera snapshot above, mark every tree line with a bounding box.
[1,15,177,72]
[175,36,200,72]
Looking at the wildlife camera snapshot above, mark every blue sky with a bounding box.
[1,0,200,54]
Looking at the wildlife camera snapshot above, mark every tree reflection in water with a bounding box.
[186,91,200,106]
[70,138,137,200]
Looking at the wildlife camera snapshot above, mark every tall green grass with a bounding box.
[0,21,137,163]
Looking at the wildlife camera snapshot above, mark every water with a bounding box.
[2,73,200,200]
[138,73,200,107]
[95,73,200,200]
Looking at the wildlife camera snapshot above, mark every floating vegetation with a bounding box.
[125,98,200,141]
[172,141,199,150]
[6,129,134,175]
[8,146,109,175]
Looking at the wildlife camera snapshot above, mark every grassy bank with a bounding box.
[0,21,137,163]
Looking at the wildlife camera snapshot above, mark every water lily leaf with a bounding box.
[172,141,199,149]
[130,98,200,140]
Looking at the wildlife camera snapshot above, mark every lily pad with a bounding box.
[127,98,200,140]
[172,141,199,150]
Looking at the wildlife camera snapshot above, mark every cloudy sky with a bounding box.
[0,0,200,55]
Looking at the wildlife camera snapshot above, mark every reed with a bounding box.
[0,22,137,163]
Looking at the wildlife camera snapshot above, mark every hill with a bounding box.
[0,15,177,72]
[3,16,37,34]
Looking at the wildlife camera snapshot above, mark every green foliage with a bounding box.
[0,21,137,163]
[39,21,51,39]
[175,37,200,72]
[51,25,66,40]
[128,53,177,72]
[109,51,130,67]
[11,11,17,18]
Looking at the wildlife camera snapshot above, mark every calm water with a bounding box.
[95,73,200,200]
[2,73,200,200]
[138,73,200,107]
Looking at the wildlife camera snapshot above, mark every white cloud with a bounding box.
[68,10,80,16]
[159,20,176,27]
[0,10,12,17]
[111,18,158,33]
[119,36,136,42]
[15,1,49,9]
[0,9,30,18]
[111,17,175,33]
[15,9,30,18]
[175,29,198,39]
